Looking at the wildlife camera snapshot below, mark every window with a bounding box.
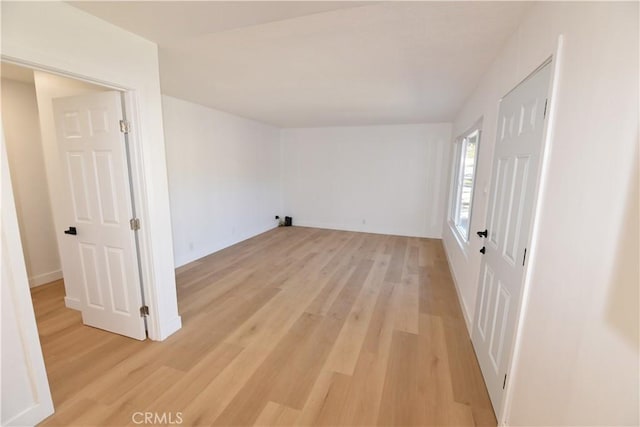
[450,128,480,241]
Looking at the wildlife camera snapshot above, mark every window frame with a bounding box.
[449,125,481,245]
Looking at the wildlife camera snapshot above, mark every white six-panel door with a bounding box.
[53,91,146,340]
[472,62,552,414]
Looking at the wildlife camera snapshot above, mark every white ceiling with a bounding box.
[71,1,530,128]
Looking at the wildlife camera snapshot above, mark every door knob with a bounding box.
[477,229,488,238]
[64,226,77,235]
[479,246,486,254]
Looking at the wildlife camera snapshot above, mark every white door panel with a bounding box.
[53,91,146,340]
[472,62,552,414]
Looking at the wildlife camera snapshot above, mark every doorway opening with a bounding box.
[1,61,147,341]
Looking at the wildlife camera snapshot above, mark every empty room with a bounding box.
[1,1,638,427]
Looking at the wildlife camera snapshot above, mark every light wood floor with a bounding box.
[34,227,495,426]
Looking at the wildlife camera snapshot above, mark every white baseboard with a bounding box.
[64,296,81,311]
[29,270,63,288]
[442,240,473,334]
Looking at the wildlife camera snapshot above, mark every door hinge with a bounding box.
[139,305,149,317]
[543,99,548,119]
[130,218,141,231]
[119,119,130,134]
[522,248,527,266]
[503,373,507,389]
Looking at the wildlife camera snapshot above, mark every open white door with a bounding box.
[472,62,552,414]
[52,91,146,340]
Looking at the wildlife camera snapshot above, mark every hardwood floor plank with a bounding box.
[300,372,352,426]
[383,236,408,283]
[295,370,335,426]
[323,252,390,375]
[145,342,244,415]
[361,280,396,356]
[266,264,373,409]
[377,330,421,426]
[255,402,301,426]
[39,398,110,427]
[110,365,184,412]
[304,263,356,316]
[392,270,420,334]
[32,227,496,427]
[441,316,497,426]
[334,284,397,426]
[417,313,458,426]
[212,312,323,426]
[46,336,143,406]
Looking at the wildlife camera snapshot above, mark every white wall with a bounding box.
[281,124,451,238]
[2,1,180,341]
[162,96,281,267]
[1,78,62,287]
[442,2,639,425]
[163,101,451,264]
[1,125,54,426]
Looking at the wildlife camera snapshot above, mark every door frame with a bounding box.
[493,36,565,425]
[1,56,163,341]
